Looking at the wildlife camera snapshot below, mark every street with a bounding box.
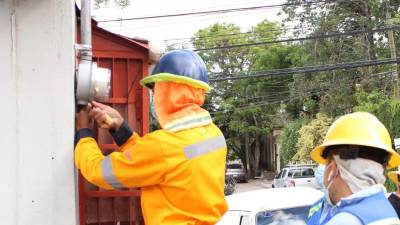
[235,179,273,193]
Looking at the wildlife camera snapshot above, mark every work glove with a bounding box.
[89,101,124,131]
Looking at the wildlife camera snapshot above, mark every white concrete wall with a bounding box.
[0,1,77,224]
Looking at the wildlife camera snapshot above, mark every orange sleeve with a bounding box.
[117,133,141,152]
[75,132,167,189]
[74,137,113,189]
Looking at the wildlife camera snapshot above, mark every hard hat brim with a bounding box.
[310,141,400,169]
[388,171,400,184]
[140,73,211,93]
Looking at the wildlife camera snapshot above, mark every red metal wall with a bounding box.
[77,22,149,225]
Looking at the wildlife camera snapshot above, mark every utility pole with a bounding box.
[386,1,400,98]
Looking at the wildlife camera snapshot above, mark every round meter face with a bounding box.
[90,63,111,102]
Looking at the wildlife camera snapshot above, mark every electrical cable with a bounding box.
[165,25,311,43]
[98,1,329,22]
[209,58,400,82]
[208,70,395,114]
[101,6,283,30]
[193,25,400,51]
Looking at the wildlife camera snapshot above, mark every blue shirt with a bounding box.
[313,185,399,225]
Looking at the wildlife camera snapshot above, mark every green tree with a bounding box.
[293,113,334,162]
[192,21,302,176]
[281,0,399,119]
[278,118,310,167]
[354,90,400,140]
[94,0,130,8]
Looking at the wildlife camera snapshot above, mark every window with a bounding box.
[256,206,310,225]
[227,163,243,169]
[301,168,315,178]
[292,170,301,178]
[277,169,286,178]
[282,169,288,178]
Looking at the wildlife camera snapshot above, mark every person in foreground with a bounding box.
[306,112,400,225]
[387,169,400,218]
[75,50,228,225]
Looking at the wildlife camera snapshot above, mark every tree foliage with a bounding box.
[191,21,303,176]
[94,0,130,9]
[354,90,400,139]
[293,114,334,162]
[281,0,400,119]
[182,1,400,176]
[278,118,310,167]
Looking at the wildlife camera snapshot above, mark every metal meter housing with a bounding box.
[76,60,111,105]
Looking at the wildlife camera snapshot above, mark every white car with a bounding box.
[216,187,324,225]
[272,166,319,189]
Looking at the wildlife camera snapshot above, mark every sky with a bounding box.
[91,0,287,47]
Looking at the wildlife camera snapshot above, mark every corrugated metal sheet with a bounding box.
[77,19,149,225]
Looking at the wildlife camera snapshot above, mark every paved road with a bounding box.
[235,179,272,193]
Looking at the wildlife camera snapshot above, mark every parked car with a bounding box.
[272,164,319,189]
[226,162,248,183]
[216,187,324,225]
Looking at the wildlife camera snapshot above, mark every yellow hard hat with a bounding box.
[388,169,400,184]
[310,112,400,169]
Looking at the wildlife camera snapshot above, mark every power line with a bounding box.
[164,25,308,43]
[101,7,281,30]
[102,9,295,33]
[194,26,400,51]
[209,70,394,105]
[209,70,395,114]
[209,83,353,115]
[209,58,400,82]
[98,1,329,23]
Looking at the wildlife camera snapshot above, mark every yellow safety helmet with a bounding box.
[388,169,400,185]
[310,112,400,169]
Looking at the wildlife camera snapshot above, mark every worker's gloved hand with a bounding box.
[76,106,92,131]
[89,101,124,131]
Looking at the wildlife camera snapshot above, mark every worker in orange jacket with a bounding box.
[75,50,228,225]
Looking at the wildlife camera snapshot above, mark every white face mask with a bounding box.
[333,155,385,193]
[324,161,339,206]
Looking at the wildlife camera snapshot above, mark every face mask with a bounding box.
[324,161,339,206]
[315,165,325,189]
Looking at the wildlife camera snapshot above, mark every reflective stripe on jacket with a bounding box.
[75,123,228,225]
[307,190,400,225]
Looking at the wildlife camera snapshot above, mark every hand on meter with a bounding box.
[76,106,92,131]
[89,101,124,131]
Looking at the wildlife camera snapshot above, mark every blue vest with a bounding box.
[307,191,399,225]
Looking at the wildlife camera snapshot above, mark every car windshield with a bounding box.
[292,170,301,178]
[227,164,242,169]
[276,170,285,178]
[256,206,310,225]
[301,168,315,177]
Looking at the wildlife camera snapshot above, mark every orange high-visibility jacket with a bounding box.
[75,122,228,225]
